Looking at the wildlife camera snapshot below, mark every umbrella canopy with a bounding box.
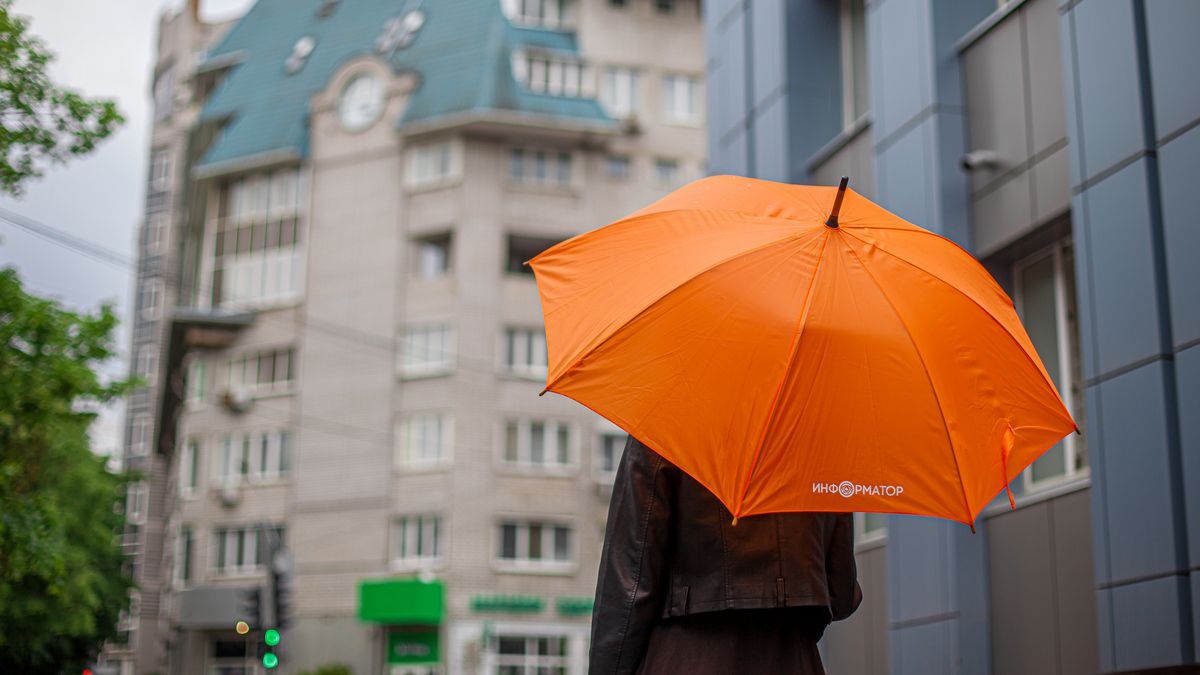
[529,176,1077,528]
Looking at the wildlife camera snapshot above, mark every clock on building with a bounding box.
[337,73,385,132]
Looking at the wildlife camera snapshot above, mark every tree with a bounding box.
[0,268,133,673]
[0,0,124,195]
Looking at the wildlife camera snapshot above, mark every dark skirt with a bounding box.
[635,607,830,675]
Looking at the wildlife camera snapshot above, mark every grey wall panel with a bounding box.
[892,620,953,675]
[824,544,888,675]
[889,517,950,623]
[706,7,746,145]
[714,129,749,178]
[1144,0,1200,141]
[753,94,789,182]
[1060,8,1083,190]
[1177,345,1200,567]
[750,0,786,110]
[877,120,933,228]
[1025,0,1067,155]
[1077,159,1164,376]
[1158,124,1200,348]
[932,109,972,247]
[1083,382,1110,586]
[1031,145,1070,225]
[1096,587,1116,672]
[874,0,930,142]
[988,502,1057,675]
[1071,190,1100,379]
[783,0,842,178]
[1110,576,1188,671]
[1069,0,1146,183]
[1097,361,1180,584]
[929,0,994,108]
[810,127,876,199]
[1051,489,1099,675]
[973,169,1034,257]
[962,14,1028,193]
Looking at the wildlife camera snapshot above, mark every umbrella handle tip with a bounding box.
[731,516,738,527]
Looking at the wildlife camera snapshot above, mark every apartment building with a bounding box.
[707,0,1198,673]
[124,0,705,673]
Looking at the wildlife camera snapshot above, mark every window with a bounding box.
[180,438,200,496]
[407,140,459,189]
[508,148,573,187]
[130,414,152,456]
[226,347,294,395]
[149,148,170,192]
[661,74,699,123]
[117,590,140,634]
[186,358,207,405]
[606,155,631,180]
[512,51,583,97]
[175,526,193,587]
[497,521,573,570]
[595,429,625,481]
[508,0,568,28]
[209,167,304,308]
[126,481,149,525]
[609,0,627,7]
[136,344,158,385]
[502,418,575,470]
[217,434,248,487]
[855,512,887,545]
[153,65,175,121]
[144,213,167,255]
[396,412,453,469]
[506,235,563,275]
[140,279,163,321]
[393,514,443,567]
[839,0,868,128]
[217,430,290,485]
[600,67,639,117]
[494,634,571,674]
[413,232,452,278]
[654,158,680,186]
[1013,240,1086,488]
[503,327,548,378]
[210,640,253,674]
[655,0,675,13]
[212,525,284,575]
[400,325,455,378]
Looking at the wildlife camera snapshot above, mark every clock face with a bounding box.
[338,74,385,132]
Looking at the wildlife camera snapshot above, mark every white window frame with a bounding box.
[494,520,575,574]
[150,148,171,192]
[136,344,159,385]
[491,632,572,674]
[392,513,444,570]
[413,232,453,279]
[500,418,577,473]
[653,157,681,187]
[405,139,463,191]
[140,278,164,321]
[600,66,639,118]
[226,347,295,396]
[216,434,247,488]
[144,213,167,255]
[126,481,149,525]
[661,74,700,125]
[399,324,456,379]
[153,65,175,122]
[594,424,626,483]
[186,358,207,406]
[211,526,268,576]
[395,412,454,470]
[854,512,887,548]
[507,147,575,189]
[117,589,141,633]
[174,525,193,589]
[1012,240,1087,492]
[247,429,291,483]
[513,50,583,97]
[180,437,200,497]
[503,326,548,379]
[130,414,152,456]
[505,0,569,29]
[606,154,631,180]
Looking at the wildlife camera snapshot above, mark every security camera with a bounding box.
[960,150,1000,172]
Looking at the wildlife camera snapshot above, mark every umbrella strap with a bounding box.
[1001,424,1016,510]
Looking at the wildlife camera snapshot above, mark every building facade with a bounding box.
[125,0,705,673]
[705,0,1199,673]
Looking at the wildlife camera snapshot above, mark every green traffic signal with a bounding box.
[264,629,280,646]
[263,652,279,669]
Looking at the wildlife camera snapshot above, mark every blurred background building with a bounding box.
[706,0,1198,673]
[112,0,703,673]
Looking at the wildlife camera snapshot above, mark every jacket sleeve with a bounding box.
[589,437,675,675]
[827,513,863,621]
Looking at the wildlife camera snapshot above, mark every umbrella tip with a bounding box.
[731,516,738,527]
[538,388,548,397]
[825,176,850,229]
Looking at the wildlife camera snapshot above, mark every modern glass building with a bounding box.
[704,0,1199,673]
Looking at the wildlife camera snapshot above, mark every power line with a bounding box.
[0,207,134,270]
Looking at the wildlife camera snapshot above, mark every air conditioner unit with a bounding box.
[621,115,642,136]
[220,386,253,414]
[218,482,241,508]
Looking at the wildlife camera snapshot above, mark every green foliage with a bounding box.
[0,0,124,195]
[0,268,133,672]
[297,665,354,675]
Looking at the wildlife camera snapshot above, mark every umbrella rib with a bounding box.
[841,241,976,527]
[541,229,826,393]
[733,231,832,519]
[841,229,1076,431]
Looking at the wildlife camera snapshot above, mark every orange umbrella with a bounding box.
[530,176,1077,529]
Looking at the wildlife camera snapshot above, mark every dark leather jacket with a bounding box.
[590,437,862,675]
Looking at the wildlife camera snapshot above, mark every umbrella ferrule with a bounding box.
[825,176,849,229]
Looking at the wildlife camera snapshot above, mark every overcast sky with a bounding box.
[0,0,254,456]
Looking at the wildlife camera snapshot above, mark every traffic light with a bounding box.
[270,550,292,629]
[238,587,261,628]
[261,628,281,669]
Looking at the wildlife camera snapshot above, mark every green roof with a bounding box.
[197,0,615,172]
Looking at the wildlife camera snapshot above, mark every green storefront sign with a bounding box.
[387,631,440,665]
[358,578,444,624]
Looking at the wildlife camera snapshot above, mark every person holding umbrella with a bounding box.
[529,176,1076,673]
